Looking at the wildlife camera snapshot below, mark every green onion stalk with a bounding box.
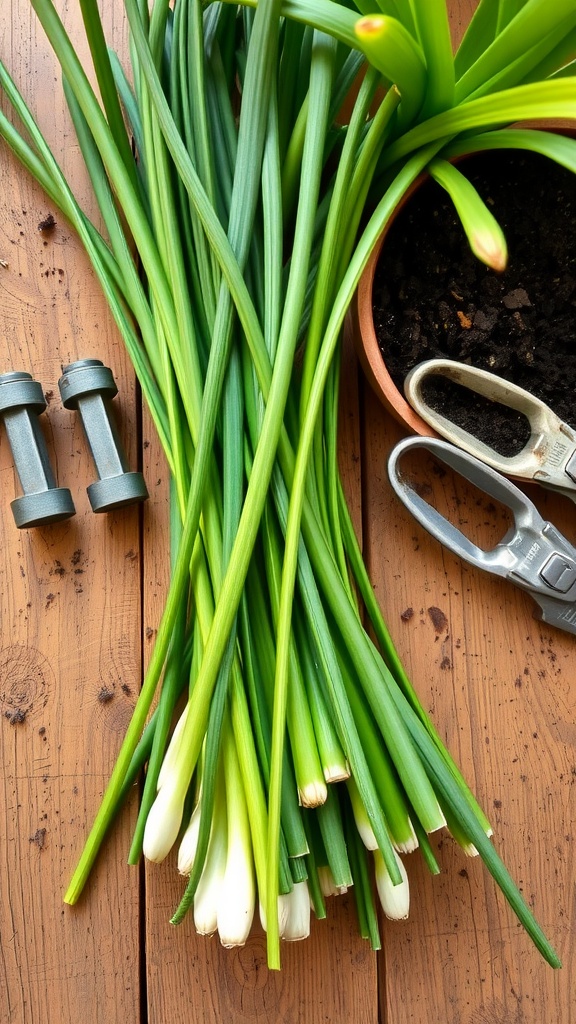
[2,0,575,969]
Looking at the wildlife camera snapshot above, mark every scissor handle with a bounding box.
[404,359,573,482]
[387,436,545,576]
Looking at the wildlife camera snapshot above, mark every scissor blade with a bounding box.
[533,595,576,636]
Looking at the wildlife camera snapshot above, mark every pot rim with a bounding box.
[355,178,436,437]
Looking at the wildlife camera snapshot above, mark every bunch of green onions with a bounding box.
[2,0,575,969]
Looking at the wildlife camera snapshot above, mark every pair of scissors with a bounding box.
[403,359,576,503]
[388,436,576,636]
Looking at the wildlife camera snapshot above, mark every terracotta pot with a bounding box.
[354,178,436,437]
[354,126,576,437]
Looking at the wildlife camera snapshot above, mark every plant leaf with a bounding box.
[428,157,508,270]
[381,77,576,169]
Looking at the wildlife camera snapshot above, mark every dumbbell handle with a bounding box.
[58,359,148,512]
[0,371,75,528]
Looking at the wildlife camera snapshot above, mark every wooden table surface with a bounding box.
[1,2,574,1022]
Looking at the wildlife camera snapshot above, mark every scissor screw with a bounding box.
[0,371,76,528]
[58,359,148,512]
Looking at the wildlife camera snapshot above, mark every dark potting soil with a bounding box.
[372,148,576,455]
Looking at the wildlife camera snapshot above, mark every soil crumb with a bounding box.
[5,708,27,725]
[428,606,448,633]
[29,828,47,850]
[38,213,56,233]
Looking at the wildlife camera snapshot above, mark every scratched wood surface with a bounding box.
[0,4,142,1024]
[1,1,575,1023]
[363,394,576,1023]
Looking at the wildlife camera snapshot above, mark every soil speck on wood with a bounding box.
[5,708,26,724]
[372,150,576,451]
[38,213,56,233]
[29,828,47,850]
[428,606,448,633]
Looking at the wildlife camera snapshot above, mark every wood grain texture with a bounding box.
[362,388,576,1023]
[0,3,141,1022]
[2,1,576,1022]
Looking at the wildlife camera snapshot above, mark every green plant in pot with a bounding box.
[345,0,576,433]
[1,0,575,973]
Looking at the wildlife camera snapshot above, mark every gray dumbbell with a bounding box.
[58,359,148,512]
[0,371,76,528]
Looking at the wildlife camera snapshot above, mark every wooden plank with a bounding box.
[146,874,377,1024]
[366,3,576,1016]
[138,14,377,1021]
[362,2,576,1016]
[0,4,141,1022]
[362,388,575,1021]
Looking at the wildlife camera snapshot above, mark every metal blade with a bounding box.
[533,595,576,636]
